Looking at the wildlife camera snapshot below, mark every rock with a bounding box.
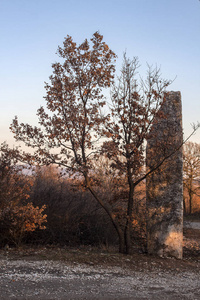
[146,91,183,259]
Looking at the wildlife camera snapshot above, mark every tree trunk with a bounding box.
[124,219,131,254]
[183,195,186,214]
[118,230,126,254]
[188,176,193,215]
[189,190,193,215]
[124,168,135,254]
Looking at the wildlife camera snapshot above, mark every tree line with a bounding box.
[0,140,199,249]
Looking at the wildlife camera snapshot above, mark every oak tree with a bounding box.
[10,32,126,249]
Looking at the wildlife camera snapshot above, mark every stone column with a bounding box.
[146,91,183,259]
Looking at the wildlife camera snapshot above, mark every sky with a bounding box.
[0,0,200,148]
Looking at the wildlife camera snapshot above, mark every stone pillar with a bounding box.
[146,91,183,259]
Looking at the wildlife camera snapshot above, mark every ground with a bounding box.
[0,222,200,300]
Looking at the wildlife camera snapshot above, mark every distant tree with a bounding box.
[183,142,200,214]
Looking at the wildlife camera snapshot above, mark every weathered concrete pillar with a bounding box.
[146,91,183,259]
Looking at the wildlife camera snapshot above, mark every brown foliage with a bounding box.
[0,143,47,247]
[10,32,116,171]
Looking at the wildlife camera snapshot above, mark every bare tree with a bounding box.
[102,53,175,253]
[183,142,200,214]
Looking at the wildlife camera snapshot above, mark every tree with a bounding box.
[102,54,174,253]
[183,142,200,214]
[10,32,125,249]
[0,142,47,246]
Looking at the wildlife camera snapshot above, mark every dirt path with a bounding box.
[0,256,200,300]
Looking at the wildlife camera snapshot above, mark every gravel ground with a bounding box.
[0,223,200,300]
[0,250,200,300]
[0,258,200,300]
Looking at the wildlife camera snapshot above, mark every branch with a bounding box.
[134,123,200,187]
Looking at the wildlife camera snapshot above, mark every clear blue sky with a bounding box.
[0,0,200,146]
